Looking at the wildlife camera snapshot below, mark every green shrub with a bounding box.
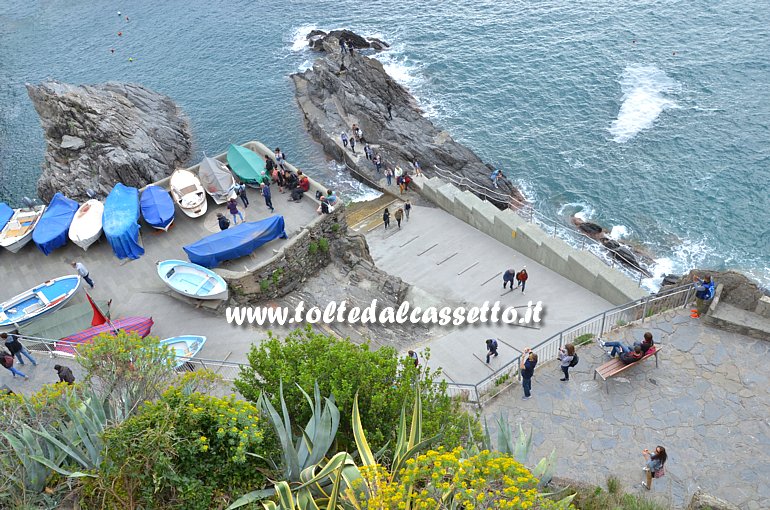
[574,333,594,346]
[330,222,341,233]
[308,241,319,255]
[235,326,478,452]
[260,279,270,292]
[318,237,329,253]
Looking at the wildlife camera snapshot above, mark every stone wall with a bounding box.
[224,206,347,302]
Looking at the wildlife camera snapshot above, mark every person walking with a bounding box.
[54,364,75,384]
[382,208,390,229]
[341,132,348,148]
[394,207,404,229]
[237,183,249,208]
[385,167,393,186]
[485,338,499,363]
[349,136,356,154]
[503,268,516,289]
[408,350,419,367]
[516,267,528,294]
[404,200,412,220]
[558,343,575,381]
[374,153,383,173]
[216,212,230,231]
[1,333,37,366]
[364,144,372,160]
[227,198,244,225]
[2,351,27,379]
[260,183,274,212]
[387,103,393,120]
[71,261,94,288]
[641,446,667,490]
[413,159,422,176]
[520,348,538,399]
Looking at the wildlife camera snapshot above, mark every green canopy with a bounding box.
[18,299,109,341]
[226,144,266,185]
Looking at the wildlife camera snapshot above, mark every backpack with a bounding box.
[569,354,579,367]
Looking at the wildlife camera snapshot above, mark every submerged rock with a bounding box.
[306,29,389,52]
[26,80,192,203]
[292,30,524,208]
[571,216,653,276]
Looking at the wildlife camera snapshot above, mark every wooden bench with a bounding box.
[593,345,663,393]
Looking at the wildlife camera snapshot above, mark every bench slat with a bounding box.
[594,346,663,381]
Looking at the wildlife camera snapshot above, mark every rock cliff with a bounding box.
[292,32,524,208]
[26,80,192,202]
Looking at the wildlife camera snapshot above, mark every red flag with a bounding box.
[86,292,108,327]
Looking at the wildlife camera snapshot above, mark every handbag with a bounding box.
[654,466,665,478]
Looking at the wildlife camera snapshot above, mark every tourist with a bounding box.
[317,196,331,215]
[71,260,94,288]
[260,183,274,212]
[1,351,27,380]
[216,212,230,231]
[265,154,275,178]
[326,189,339,206]
[341,132,348,148]
[619,345,643,365]
[274,147,286,170]
[374,153,383,173]
[285,170,299,190]
[351,124,359,140]
[383,207,390,229]
[54,364,75,384]
[692,274,715,318]
[387,103,393,120]
[404,200,412,220]
[227,198,244,225]
[364,143,372,160]
[413,159,422,176]
[394,207,404,229]
[403,174,412,191]
[520,348,538,400]
[396,175,405,194]
[347,39,354,55]
[339,39,347,54]
[516,267,528,294]
[385,167,393,186]
[408,350,419,367]
[558,344,575,381]
[490,168,502,188]
[503,268,516,289]
[237,183,249,208]
[290,172,310,202]
[485,338,499,364]
[599,332,654,358]
[1,333,37,366]
[641,446,667,490]
[349,136,356,154]
[356,126,364,143]
[394,165,403,179]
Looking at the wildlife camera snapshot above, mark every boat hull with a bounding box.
[0,206,46,253]
[170,170,208,218]
[140,185,176,230]
[0,275,81,332]
[157,259,228,300]
[199,157,236,204]
[68,199,104,251]
[159,335,207,368]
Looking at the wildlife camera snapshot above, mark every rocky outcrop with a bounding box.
[663,269,768,310]
[27,80,192,202]
[307,29,390,52]
[292,31,524,209]
[687,490,740,510]
[571,216,653,276]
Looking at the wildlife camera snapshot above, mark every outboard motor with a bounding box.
[21,197,36,209]
[85,189,96,200]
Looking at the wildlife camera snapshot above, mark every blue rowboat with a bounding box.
[104,183,144,260]
[159,335,207,368]
[0,203,13,231]
[140,185,175,231]
[0,275,81,332]
[156,259,228,301]
[33,192,79,255]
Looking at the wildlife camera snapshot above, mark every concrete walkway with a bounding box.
[365,203,613,384]
[484,309,769,509]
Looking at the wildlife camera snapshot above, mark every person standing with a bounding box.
[692,274,715,318]
[1,351,27,379]
[408,350,419,367]
[394,208,404,229]
[349,136,356,154]
[260,183,274,212]
[54,364,75,384]
[383,208,390,229]
[274,148,287,170]
[485,338,499,363]
[237,183,249,208]
[520,348,538,400]
[404,200,412,220]
[2,333,37,366]
[503,269,516,289]
[516,267,528,294]
[387,103,393,120]
[341,132,348,148]
[385,167,393,186]
[641,446,667,490]
[227,198,244,225]
[71,261,94,288]
[364,144,372,160]
[374,153,383,173]
[413,159,422,176]
[558,344,575,381]
[216,212,230,231]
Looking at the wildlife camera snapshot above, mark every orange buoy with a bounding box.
[118,31,123,36]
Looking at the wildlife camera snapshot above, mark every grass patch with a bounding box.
[574,333,594,346]
[494,373,510,387]
[567,477,669,510]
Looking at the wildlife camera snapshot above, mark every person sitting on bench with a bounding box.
[285,171,299,190]
[290,172,310,201]
[600,332,654,358]
[619,345,643,365]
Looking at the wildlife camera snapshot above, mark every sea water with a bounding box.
[1,0,768,287]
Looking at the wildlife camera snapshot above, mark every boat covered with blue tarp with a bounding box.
[140,185,175,231]
[0,203,14,231]
[32,193,79,255]
[104,183,145,260]
[183,215,287,268]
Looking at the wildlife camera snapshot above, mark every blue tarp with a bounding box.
[183,215,287,268]
[140,185,175,230]
[104,183,145,260]
[32,193,79,256]
[0,203,13,231]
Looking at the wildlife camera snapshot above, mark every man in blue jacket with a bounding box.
[692,274,715,317]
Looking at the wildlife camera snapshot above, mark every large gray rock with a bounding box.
[26,80,192,202]
[292,32,525,209]
[664,269,768,310]
[687,490,740,510]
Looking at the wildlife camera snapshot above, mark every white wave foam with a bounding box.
[557,202,595,221]
[298,60,313,72]
[289,24,318,52]
[609,65,680,143]
[609,225,630,240]
[514,178,536,203]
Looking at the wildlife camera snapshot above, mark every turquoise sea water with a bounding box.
[1,0,769,287]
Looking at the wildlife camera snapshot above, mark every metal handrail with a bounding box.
[428,165,650,285]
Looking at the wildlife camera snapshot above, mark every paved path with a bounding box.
[484,309,769,509]
[365,204,613,384]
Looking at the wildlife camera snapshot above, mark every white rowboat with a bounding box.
[68,199,104,251]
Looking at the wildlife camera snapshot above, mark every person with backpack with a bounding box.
[227,198,244,225]
[516,268,528,294]
[1,350,28,379]
[404,200,412,220]
[260,183,274,212]
[394,208,404,229]
[558,343,577,381]
[692,274,715,318]
[520,348,538,400]
[382,208,391,229]
[340,132,349,148]
[54,364,75,384]
[619,345,643,365]
[1,333,37,366]
[485,338,499,363]
[236,183,249,208]
[502,269,516,289]
[216,213,230,231]
[641,446,667,490]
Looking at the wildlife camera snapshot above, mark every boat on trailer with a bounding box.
[0,205,46,253]
[159,335,207,368]
[156,259,228,300]
[0,275,81,332]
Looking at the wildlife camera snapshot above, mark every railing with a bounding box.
[428,165,650,286]
[447,283,695,407]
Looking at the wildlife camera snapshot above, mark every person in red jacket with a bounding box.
[516,267,529,294]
